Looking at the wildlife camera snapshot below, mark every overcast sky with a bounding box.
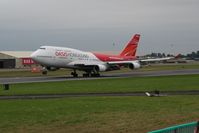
[0,0,199,55]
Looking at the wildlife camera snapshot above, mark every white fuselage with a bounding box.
[31,46,106,69]
[31,34,143,77]
[30,34,173,77]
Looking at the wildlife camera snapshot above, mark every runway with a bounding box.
[0,69,199,100]
[0,69,199,84]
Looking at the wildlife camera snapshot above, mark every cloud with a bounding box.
[0,0,198,29]
[0,0,198,54]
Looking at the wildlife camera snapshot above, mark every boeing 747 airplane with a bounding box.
[31,34,173,77]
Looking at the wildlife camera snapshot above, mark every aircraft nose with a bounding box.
[31,51,38,60]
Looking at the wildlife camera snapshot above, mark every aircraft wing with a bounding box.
[108,54,178,64]
[107,60,137,65]
[140,57,174,62]
[69,60,138,66]
[69,60,140,71]
[68,60,100,66]
[140,54,180,62]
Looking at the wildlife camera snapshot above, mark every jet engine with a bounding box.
[93,64,107,72]
[46,66,59,71]
[128,62,141,70]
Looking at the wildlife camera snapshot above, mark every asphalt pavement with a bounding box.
[0,69,199,84]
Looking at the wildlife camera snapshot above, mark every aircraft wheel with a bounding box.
[91,73,100,77]
[83,73,90,77]
[95,73,100,77]
[74,74,78,78]
[42,71,47,75]
[71,72,78,78]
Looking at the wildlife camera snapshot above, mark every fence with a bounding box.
[148,121,199,133]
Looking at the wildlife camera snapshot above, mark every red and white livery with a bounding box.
[31,34,172,77]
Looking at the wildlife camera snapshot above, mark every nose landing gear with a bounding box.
[42,67,48,75]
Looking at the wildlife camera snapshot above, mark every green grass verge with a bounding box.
[0,96,199,133]
[1,74,199,95]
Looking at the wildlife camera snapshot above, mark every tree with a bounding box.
[197,51,199,57]
[162,53,166,57]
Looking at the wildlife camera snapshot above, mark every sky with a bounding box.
[0,0,199,55]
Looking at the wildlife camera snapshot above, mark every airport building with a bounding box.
[0,51,38,69]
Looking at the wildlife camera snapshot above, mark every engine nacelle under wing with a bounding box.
[46,66,59,71]
[128,62,141,70]
[94,64,107,72]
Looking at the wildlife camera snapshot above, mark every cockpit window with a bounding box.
[40,47,46,50]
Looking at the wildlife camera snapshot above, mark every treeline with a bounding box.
[183,51,199,59]
[146,51,199,59]
[145,53,174,58]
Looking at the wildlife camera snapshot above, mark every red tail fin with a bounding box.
[120,34,140,57]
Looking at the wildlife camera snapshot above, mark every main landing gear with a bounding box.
[71,70,100,78]
[71,70,78,77]
[82,71,100,78]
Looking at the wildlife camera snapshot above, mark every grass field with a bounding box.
[0,74,199,96]
[0,96,199,133]
[0,63,199,77]
[0,72,199,132]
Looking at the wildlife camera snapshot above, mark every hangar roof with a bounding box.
[0,51,33,58]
